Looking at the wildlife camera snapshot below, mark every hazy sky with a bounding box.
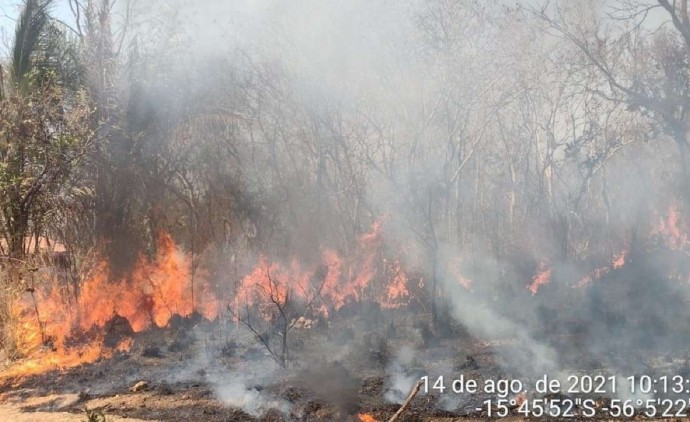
[0,0,673,61]
[0,0,73,55]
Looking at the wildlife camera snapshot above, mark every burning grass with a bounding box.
[4,206,690,419]
[1,219,418,380]
[3,207,688,380]
[3,232,218,379]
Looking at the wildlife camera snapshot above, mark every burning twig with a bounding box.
[0,258,45,343]
[387,379,423,422]
[27,287,45,345]
[26,266,46,344]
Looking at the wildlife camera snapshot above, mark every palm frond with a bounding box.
[12,0,55,91]
[34,21,85,91]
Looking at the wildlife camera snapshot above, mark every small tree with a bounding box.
[0,78,92,260]
[0,0,90,260]
[227,264,324,369]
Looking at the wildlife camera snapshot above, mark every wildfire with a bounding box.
[323,218,385,308]
[525,247,628,293]
[380,259,410,309]
[528,260,551,295]
[1,333,134,379]
[575,248,628,288]
[652,204,688,250]
[612,249,627,269]
[4,232,217,379]
[233,256,315,319]
[5,219,415,378]
[71,232,218,334]
[321,219,411,309]
[232,218,412,317]
[448,256,473,290]
[358,413,377,422]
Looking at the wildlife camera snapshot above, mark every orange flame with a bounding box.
[358,413,377,422]
[233,256,314,319]
[575,248,628,288]
[528,260,551,295]
[232,218,412,316]
[74,232,218,332]
[611,249,627,269]
[448,256,473,290]
[5,219,417,378]
[380,259,410,309]
[514,392,527,407]
[4,232,218,379]
[652,204,688,250]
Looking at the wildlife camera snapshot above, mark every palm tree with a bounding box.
[12,0,54,90]
[2,0,82,98]
[0,0,89,260]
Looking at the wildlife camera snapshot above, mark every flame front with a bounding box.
[11,208,668,379]
[358,413,377,422]
[232,218,412,317]
[574,247,628,288]
[4,221,415,378]
[528,261,551,295]
[5,232,217,378]
[652,204,688,250]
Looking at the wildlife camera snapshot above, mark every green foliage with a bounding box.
[0,79,93,258]
[33,21,85,92]
[11,0,55,94]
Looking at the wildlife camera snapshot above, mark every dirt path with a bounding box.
[0,392,153,422]
[0,405,150,422]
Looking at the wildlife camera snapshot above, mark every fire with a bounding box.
[611,249,627,269]
[5,219,417,378]
[116,336,133,352]
[652,204,688,250]
[514,392,527,406]
[528,260,551,295]
[525,247,628,293]
[323,218,385,307]
[321,219,411,309]
[233,256,314,319]
[73,232,218,332]
[380,259,410,309]
[358,413,377,422]
[1,341,106,379]
[575,248,628,288]
[4,232,217,378]
[448,256,473,290]
[232,218,412,316]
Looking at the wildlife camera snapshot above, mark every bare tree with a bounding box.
[227,265,325,369]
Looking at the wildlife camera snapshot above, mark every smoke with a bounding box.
[213,370,291,417]
[442,288,560,377]
[73,0,690,412]
[168,326,294,417]
[384,346,420,403]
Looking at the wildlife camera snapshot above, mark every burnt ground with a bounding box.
[2,309,690,421]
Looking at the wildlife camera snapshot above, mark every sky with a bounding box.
[0,0,74,55]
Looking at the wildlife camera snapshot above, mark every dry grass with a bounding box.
[0,264,25,359]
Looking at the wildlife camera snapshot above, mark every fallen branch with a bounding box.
[388,379,423,422]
